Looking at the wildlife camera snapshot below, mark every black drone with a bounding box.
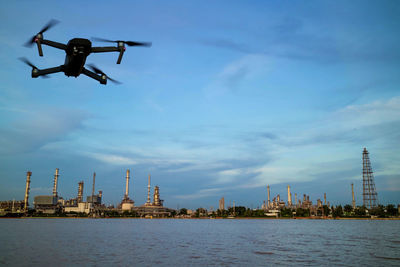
[21,20,151,84]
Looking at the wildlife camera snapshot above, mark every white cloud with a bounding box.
[175,188,222,200]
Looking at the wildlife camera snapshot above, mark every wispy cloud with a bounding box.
[175,187,222,200]
[0,107,89,154]
[204,54,269,98]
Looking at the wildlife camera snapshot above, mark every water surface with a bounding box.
[0,219,399,266]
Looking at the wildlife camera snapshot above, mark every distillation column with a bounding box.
[267,185,270,209]
[351,183,356,210]
[324,193,327,206]
[287,185,292,206]
[24,171,32,211]
[146,174,151,205]
[153,186,161,206]
[53,168,59,198]
[78,181,84,202]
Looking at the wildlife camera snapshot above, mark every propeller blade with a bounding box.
[91,37,115,43]
[24,19,59,47]
[19,57,49,78]
[87,64,121,84]
[107,77,122,84]
[87,64,103,75]
[124,41,152,47]
[19,57,37,69]
[92,37,152,47]
[39,19,59,34]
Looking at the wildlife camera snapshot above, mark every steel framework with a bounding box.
[362,148,378,209]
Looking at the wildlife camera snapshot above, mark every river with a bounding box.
[0,219,399,266]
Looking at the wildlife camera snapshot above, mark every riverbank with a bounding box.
[2,216,400,220]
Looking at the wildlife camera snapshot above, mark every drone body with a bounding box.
[22,20,151,84]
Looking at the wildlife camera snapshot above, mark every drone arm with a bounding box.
[82,67,107,85]
[41,39,67,50]
[91,46,120,53]
[91,46,125,64]
[32,65,64,78]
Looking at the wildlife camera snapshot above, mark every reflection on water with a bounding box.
[0,219,399,266]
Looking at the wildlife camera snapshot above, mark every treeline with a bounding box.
[180,204,399,218]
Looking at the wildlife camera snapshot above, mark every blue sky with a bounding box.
[1,0,399,209]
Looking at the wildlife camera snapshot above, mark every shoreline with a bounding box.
[1,216,399,220]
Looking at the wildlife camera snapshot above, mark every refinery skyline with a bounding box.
[1,1,400,208]
[1,151,395,211]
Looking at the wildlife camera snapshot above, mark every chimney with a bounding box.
[267,185,270,208]
[78,181,84,202]
[24,171,32,211]
[287,185,292,206]
[92,172,96,200]
[351,183,356,209]
[53,168,59,198]
[324,193,327,205]
[125,169,130,199]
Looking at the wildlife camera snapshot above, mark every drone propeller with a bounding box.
[87,64,121,84]
[18,57,49,78]
[24,19,59,47]
[91,37,152,47]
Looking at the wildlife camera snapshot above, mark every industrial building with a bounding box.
[263,184,330,216]
[64,172,104,215]
[34,168,62,214]
[132,174,174,217]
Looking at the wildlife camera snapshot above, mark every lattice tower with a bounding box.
[362,148,378,209]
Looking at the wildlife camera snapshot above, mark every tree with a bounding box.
[386,204,398,216]
[178,208,188,215]
[280,208,293,217]
[369,205,385,217]
[295,208,310,217]
[323,205,330,216]
[354,206,367,216]
[332,205,343,218]
[195,208,207,217]
[344,205,353,213]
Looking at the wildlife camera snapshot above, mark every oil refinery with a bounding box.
[0,167,174,218]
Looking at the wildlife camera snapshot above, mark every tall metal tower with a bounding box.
[362,148,378,209]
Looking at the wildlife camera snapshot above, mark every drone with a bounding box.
[20,20,151,85]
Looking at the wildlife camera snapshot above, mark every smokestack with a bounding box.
[267,185,270,208]
[351,183,356,209]
[78,181,84,202]
[92,172,96,199]
[24,171,32,211]
[146,174,151,205]
[53,168,59,198]
[324,193,327,205]
[125,169,130,199]
[287,185,292,206]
